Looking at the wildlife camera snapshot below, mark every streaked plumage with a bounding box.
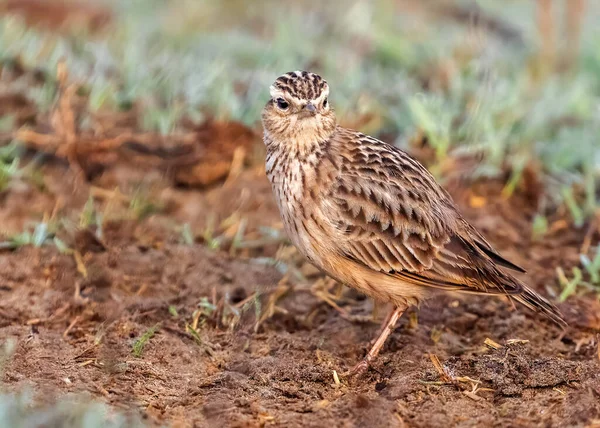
[262,71,565,374]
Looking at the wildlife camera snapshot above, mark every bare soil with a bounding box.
[0,130,599,428]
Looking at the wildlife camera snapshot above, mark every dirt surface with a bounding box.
[0,50,598,427]
[0,131,599,428]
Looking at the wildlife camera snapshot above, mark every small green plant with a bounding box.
[28,80,59,112]
[87,78,119,112]
[141,103,183,136]
[201,215,222,250]
[79,196,104,239]
[556,266,583,302]
[131,324,160,358]
[531,214,548,240]
[52,236,71,254]
[0,143,47,192]
[0,143,25,192]
[185,323,205,347]
[196,297,216,318]
[561,187,585,227]
[580,247,600,285]
[583,161,597,216]
[180,223,194,245]
[0,221,58,250]
[0,157,21,193]
[186,297,218,335]
[556,246,600,300]
[129,190,162,220]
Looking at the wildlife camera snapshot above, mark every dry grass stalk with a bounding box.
[484,337,502,350]
[63,315,81,338]
[253,280,292,332]
[429,353,452,383]
[428,353,492,399]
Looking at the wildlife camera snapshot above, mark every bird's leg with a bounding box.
[369,305,396,347]
[346,305,406,377]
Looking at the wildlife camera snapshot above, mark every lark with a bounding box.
[262,71,565,375]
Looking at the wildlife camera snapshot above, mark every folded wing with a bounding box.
[320,130,564,325]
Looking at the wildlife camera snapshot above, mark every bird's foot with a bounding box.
[342,358,371,378]
[343,306,407,379]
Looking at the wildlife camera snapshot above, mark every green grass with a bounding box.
[580,247,600,285]
[131,324,160,358]
[556,244,600,301]
[129,188,163,221]
[0,220,58,250]
[0,1,597,223]
[557,266,583,302]
[0,143,43,193]
[79,196,105,238]
[179,223,194,245]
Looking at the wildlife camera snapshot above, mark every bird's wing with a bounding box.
[321,130,523,295]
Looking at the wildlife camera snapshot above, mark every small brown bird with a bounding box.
[262,71,565,375]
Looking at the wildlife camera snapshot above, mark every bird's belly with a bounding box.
[268,164,426,306]
[319,254,430,307]
[275,191,427,306]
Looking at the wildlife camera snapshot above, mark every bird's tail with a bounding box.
[512,285,566,328]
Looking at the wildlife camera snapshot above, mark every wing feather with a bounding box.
[313,128,564,326]
[322,130,524,295]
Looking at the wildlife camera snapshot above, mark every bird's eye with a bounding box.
[276,98,289,110]
[323,98,328,108]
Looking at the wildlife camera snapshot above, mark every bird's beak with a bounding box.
[305,102,316,114]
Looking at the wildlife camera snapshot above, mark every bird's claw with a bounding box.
[342,359,370,378]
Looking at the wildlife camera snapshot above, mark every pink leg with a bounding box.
[346,305,406,376]
[369,306,396,346]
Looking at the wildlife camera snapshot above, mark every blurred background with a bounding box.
[1,0,598,210]
[0,0,599,426]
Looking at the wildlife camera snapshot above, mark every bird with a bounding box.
[262,70,566,376]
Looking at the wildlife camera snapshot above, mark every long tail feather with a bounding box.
[512,285,566,327]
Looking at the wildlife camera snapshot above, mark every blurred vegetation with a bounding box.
[0,391,142,428]
[1,0,598,224]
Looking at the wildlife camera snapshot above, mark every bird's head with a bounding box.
[262,71,337,148]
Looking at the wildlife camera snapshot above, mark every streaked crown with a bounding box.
[270,71,329,103]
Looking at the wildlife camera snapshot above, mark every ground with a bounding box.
[0,128,599,427]
[0,1,599,426]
